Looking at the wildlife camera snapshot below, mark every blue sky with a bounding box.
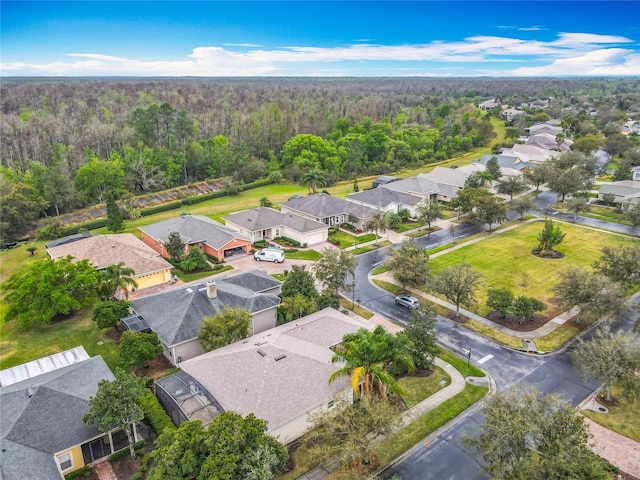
[2,1,639,77]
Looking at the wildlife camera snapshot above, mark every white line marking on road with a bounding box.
[477,354,494,364]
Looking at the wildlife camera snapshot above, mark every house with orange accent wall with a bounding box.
[139,214,252,262]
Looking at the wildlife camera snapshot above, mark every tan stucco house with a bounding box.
[157,308,368,444]
[139,214,252,262]
[223,207,329,246]
[46,233,173,293]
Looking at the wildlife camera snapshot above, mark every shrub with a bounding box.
[283,248,298,254]
[37,221,64,240]
[64,466,92,480]
[130,473,144,480]
[110,441,146,461]
[253,239,268,248]
[140,391,176,435]
[274,236,301,247]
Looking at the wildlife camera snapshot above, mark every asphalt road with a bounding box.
[346,208,639,480]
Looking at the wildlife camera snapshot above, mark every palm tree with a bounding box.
[329,326,414,398]
[365,209,389,246]
[98,262,138,300]
[303,168,327,194]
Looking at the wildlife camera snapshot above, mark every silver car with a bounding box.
[394,295,420,309]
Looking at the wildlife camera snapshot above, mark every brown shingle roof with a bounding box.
[179,308,369,432]
[46,233,172,276]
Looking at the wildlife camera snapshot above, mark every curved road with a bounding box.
[346,207,639,479]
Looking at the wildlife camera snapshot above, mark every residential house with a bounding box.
[598,181,640,205]
[123,270,281,365]
[478,99,500,110]
[507,144,561,165]
[46,233,173,294]
[478,153,529,172]
[525,123,563,137]
[345,187,425,217]
[140,214,252,262]
[418,166,473,202]
[501,107,526,122]
[379,174,439,201]
[0,347,138,480]
[526,132,573,152]
[157,307,368,444]
[371,175,401,188]
[222,207,329,246]
[280,193,375,230]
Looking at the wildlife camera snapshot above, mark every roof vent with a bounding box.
[257,349,267,357]
[275,354,287,361]
[26,388,35,398]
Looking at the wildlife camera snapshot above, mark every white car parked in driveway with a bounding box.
[254,248,285,263]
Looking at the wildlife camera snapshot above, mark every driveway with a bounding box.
[226,252,316,275]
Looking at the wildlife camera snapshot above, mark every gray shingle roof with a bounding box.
[139,215,250,250]
[0,356,114,480]
[280,193,374,220]
[381,174,440,197]
[179,308,368,432]
[346,187,423,209]
[478,154,527,171]
[218,269,282,293]
[223,207,328,234]
[130,272,281,345]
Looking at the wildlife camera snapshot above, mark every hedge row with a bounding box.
[140,391,176,435]
[64,466,92,480]
[56,178,274,237]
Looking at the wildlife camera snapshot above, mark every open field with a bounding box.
[426,220,638,317]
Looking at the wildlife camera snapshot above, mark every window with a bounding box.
[327,400,335,410]
[58,452,73,471]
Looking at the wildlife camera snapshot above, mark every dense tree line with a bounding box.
[2,77,639,243]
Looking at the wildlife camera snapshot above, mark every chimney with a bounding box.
[206,281,217,299]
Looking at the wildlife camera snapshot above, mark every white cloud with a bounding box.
[510,48,640,76]
[1,32,637,76]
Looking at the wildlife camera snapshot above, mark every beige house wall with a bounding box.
[250,308,278,336]
[269,388,353,445]
[134,269,172,290]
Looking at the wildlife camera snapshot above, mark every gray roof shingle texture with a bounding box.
[139,215,250,249]
[280,193,374,220]
[130,270,281,345]
[346,188,422,208]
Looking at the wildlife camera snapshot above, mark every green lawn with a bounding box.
[395,221,426,233]
[582,386,640,443]
[427,220,638,317]
[353,240,392,254]
[328,231,378,249]
[399,369,450,408]
[1,307,125,371]
[286,249,321,261]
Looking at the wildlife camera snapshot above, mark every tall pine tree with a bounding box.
[106,193,124,232]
